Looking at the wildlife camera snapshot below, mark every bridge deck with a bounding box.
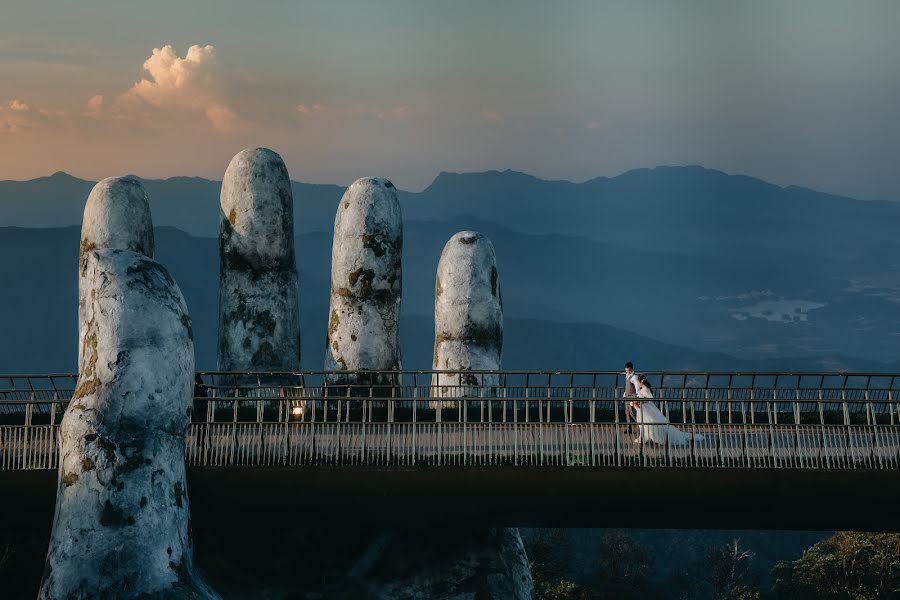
[2,371,899,471]
[2,421,898,470]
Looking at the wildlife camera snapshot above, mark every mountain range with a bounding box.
[2,166,898,373]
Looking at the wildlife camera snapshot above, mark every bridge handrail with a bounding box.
[3,369,900,378]
[2,372,900,471]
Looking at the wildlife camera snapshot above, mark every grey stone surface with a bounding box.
[325,177,402,376]
[78,176,154,372]
[421,233,527,600]
[218,148,300,371]
[432,231,503,397]
[40,249,218,599]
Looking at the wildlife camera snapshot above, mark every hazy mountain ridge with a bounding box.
[0,224,889,374]
[3,165,900,367]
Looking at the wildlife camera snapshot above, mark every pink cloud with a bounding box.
[119,44,239,131]
[84,95,103,118]
[481,107,501,122]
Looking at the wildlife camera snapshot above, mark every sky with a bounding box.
[0,0,898,198]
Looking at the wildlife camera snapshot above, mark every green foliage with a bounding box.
[536,579,588,600]
[772,532,900,599]
[527,529,590,600]
[728,585,762,600]
[705,539,759,600]
[591,531,652,599]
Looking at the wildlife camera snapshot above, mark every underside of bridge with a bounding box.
[2,467,897,597]
[3,467,898,533]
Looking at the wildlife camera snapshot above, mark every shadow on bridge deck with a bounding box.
[2,467,899,532]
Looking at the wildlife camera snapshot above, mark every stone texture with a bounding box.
[40,249,218,599]
[218,148,300,371]
[433,231,503,397]
[78,176,154,372]
[325,177,402,377]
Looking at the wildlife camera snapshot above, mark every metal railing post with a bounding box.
[794,390,802,469]
[563,376,569,465]
[5,369,900,476]
[412,373,418,467]
[614,389,621,467]
[842,388,852,468]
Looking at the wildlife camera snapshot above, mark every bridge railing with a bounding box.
[1,371,899,470]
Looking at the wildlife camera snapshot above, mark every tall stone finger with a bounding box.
[40,249,219,599]
[78,176,154,371]
[432,231,502,400]
[325,177,402,385]
[218,148,300,373]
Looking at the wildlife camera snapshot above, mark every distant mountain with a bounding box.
[3,165,900,366]
[0,172,344,237]
[405,166,900,262]
[0,225,885,373]
[4,166,899,259]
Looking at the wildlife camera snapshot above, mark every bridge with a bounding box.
[2,371,900,531]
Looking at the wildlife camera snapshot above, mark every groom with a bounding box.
[623,361,640,432]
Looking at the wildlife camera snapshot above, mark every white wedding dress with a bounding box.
[633,388,704,445]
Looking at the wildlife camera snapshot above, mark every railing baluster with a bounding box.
[1,371,899,476]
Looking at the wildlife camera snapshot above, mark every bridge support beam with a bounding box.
[182,467,900,532]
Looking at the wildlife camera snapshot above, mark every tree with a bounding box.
[706,539,760,600]
[772,532,900,599]
[592,531,651,600]
[526,529,590,600]
[0,543,11,572]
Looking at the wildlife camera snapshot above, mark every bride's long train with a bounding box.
[634,401,706,445]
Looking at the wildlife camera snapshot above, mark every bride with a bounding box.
[631,375,704,445]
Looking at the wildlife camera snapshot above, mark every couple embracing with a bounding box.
[622,362,704,446]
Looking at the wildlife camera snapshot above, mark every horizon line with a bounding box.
[0,164,881,203]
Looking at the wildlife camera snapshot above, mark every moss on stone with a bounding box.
[174,481,184,509]
[79,239,97,273]
[327,309,340,340]
[250,341,278,368]
[99,500,134,528]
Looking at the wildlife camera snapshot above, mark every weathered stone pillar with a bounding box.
[218,148,300,372]
[325,177,402,386]
[418,232,530,599]
[78,176,154,372]
[432,231,502,401]
[40,249,218,599]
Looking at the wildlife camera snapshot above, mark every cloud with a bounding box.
[296,102,413,122]
[296,103,327,116]
[119,44,239,131]
[0,99,65,133]
[0,99,35,133]
[84,95,103,118]
[481,107,501,122]
[377,105,410,120]
[586,120,603,130]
